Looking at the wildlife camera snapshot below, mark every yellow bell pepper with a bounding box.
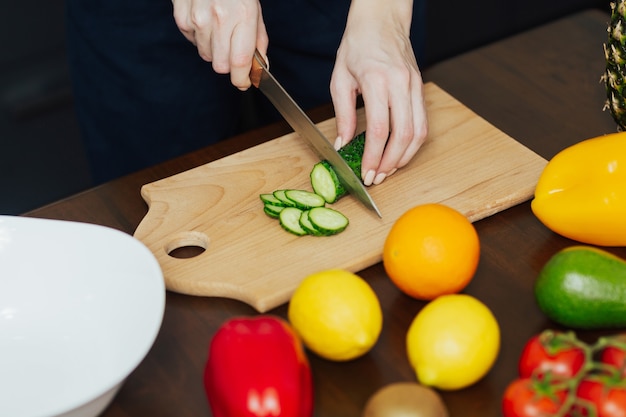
[531,132,626,247]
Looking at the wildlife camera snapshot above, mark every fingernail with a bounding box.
[388,168,397,177]
[333,136,342,150]
[363,170,376,186]
[373,172,387,185]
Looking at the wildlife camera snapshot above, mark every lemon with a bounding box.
[406,294,500,390]
[288,269,383,361]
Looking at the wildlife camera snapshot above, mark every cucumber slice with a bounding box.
[309,131,367,203]
[310,161,346,203]
[308,207,349,235]
[273,190,297,207]
[279,207,309,236]
[260,193,285,206]
[263,204,285,218]
[285,189,326,210]
[299,210,324,236]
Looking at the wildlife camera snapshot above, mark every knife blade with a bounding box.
[250,50,382,218]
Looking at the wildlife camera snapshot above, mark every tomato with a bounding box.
[575,376,626,417]
[502,377,569,417]
[518,331,586,379]
[601,335,626,378]
[602,346,626,377]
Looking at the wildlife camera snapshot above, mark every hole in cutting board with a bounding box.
[165,231,209,259]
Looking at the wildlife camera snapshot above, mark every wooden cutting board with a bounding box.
[134,83,547,312]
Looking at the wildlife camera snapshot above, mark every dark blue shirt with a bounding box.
[66,0,426,183]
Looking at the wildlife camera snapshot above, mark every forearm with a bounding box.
[345,0,414,35]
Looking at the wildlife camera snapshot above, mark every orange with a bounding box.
[382,203,480,300]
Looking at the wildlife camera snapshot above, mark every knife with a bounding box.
[249,50,382,218]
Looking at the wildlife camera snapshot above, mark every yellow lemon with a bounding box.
[406,294,500,390]
[288,269,383,361]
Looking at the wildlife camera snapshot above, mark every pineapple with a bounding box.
[604,1,626,131]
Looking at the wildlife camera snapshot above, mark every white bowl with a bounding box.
[0,216,165,417]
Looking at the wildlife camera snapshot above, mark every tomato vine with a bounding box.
[503,330,626,417]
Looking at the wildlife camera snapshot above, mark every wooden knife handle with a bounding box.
[250,49,267,88]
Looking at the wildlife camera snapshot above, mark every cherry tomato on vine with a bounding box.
[574,375,626,417]
[600,335,626,378]
[602,347,626,378]
[518,331,587,379]
[502,377,570,417]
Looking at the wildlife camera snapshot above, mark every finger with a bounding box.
[255,7,269,55]
[209,16,232,74]
[397,82,428,168]
[190,5,217,64]
[229,25,257,89]
[374,73,415,182]
[374,93,413,179]
[172,0,199,46]
[360,80,390,185]
[330,67,359,151]
[229,2,263,89]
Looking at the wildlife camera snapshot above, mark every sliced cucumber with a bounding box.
[279,207,308,236]
[299,210,324,236]
[310,161,346,204]
[308,207,349,235]
[273,190,297,207]
[260,193,285,206]
[263,204,285,218]
[263,131,365,232]
[285,189,326,210]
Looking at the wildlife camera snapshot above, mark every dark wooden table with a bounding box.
[26,9,625,417]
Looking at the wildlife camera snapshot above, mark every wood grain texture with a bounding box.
[134,83,547,312]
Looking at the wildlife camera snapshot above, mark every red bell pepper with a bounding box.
[203,315,313,417]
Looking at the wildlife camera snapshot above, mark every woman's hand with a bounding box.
[331,0,427,185]
[172,0,268,89]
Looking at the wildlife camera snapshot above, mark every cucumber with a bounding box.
[336,131,366,179]
[284,189,326,210]
[260,193,285,206]
[272,190,297,207]
[299,210,324,236]
[307,207,349,235]
[261,189,349,236]
[309,131,367,203]
[263,204,285,218]
[278,207,309,236]
[260,131,367,236]
[310,161,346,204]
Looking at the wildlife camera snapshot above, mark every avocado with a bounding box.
[534,246,626,329]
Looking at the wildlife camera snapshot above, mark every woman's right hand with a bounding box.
[172,0,268,90]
